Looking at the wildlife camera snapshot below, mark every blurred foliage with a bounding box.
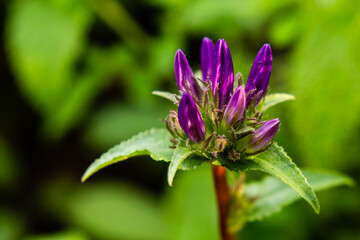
[288,1,360,170]
[56,181,165,240]
[24,230,88,240]
[0,137,18,189]
[85,104,168,150]
[243,169,354,222]
[41,166,218,240]
[1,0,359,239]
[6,0,94,138]
[0,209,24,240]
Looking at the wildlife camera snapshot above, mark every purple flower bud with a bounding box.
[223,86,246,126]
[212,39,234,109]
[178,93,206,143]
[247,118,280,152]
[245,44,272,106]
[174,50,201,99]
[201,37,214,82]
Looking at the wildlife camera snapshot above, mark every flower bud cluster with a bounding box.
[164,38,279,161]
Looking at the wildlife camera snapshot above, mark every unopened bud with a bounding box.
[223,86,246,126]
[247,119,280,152]
[178,93,206,143]
[170,115,184,138]
[165,117,176,137]
[212,39,234,109]
[214,136,229,152]
[201,37,214,82]
[175,50,202,100]
[245,44,272,106]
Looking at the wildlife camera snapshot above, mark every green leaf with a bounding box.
[220,143,320,213]
[168,145,194,186]
[244,169,354,221]
[262,93,295,111]
[81,128,173,182]
[179,154,209,171]
[152,91,178,103]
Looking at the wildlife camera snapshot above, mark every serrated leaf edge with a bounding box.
[167,146,194,186]
[81,128,172,182]
[251,143,320,213]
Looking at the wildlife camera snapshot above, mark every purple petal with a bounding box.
[174,50,201,99]
[201,37,214,82]
[212,39,234,109]
[247,118,280,152]
[245,44,272,106]
[223,86,246,126]
[178,93,206,143]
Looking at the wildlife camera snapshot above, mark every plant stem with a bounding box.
[212,165,236,240]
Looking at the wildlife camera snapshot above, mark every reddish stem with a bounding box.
[212,165,236,240]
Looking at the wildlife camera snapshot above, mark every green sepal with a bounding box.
[219,143,320,213]
[152,91,179,103]
[262,93,295,111]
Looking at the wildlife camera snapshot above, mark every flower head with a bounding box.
[245,44,272,106]
[212,39,234,109]
[247,118,280,152]
[178,93,206,143]
[201,37,214,82]
[174,50,201,100]
[166,39,280,160]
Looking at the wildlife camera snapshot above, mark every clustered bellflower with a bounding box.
[166,38,279,160]
[82,36,346,239]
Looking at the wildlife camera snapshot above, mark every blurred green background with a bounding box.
[0,0,359,239]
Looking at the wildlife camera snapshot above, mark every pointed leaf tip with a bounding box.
[167,144,195,186]
[152,90,178,103]
[81,128,173,182]
[220,143,320,213]
[240,169,352,223]
[262,93,296,111]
